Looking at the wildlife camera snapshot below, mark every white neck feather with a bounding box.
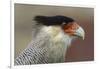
[41,26,73,62]
[40,26,75,62]
[42,26,72,46]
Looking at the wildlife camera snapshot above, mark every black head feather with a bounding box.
[34,15,74,26]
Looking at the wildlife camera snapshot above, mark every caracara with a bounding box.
[15,15,85,65]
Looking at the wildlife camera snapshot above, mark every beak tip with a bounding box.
[82,36,85,40]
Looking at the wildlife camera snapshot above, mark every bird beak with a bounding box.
[74,26,85,40]
[63,22,85,40]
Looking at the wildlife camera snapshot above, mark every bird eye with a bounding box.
[62,22,66,25]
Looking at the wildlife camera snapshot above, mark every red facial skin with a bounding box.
[62,22,79,36]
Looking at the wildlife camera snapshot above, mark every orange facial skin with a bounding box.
[62,22,79,36]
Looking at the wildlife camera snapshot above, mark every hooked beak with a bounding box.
[74,26,85,40]
[63,22,85,40]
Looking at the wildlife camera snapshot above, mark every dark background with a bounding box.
[15,4,94,62]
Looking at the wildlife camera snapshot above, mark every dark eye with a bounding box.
[62,22,66,25]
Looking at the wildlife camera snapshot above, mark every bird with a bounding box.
[15,15,85,65]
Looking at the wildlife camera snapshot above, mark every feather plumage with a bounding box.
[15,15,84,65]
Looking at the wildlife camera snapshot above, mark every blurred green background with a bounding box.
[15,4,94,62]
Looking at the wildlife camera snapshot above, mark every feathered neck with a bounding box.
[42,25,72,46]
[41,26,73,62]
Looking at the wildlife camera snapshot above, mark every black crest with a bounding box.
[34,15,74,26]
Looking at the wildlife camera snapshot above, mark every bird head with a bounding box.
[34,15,85,40]
[62,22,85,40]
